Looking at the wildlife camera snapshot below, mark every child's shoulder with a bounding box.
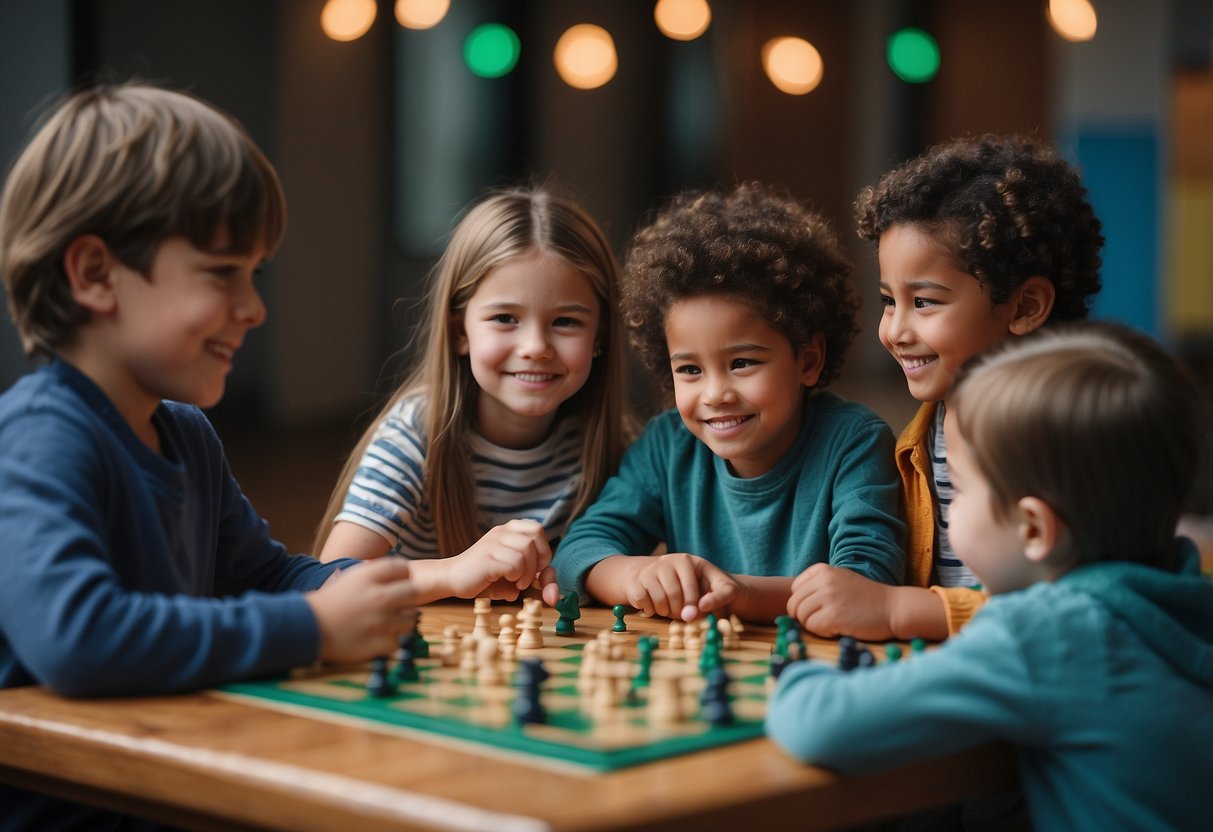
[376,390,428,434]
[807,391,895,436]
[639,407,697,441]
[0,362,94,429]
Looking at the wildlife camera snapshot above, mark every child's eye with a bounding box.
[552,316,584,328]
[913,296,938,309]
[491,314,517,325]
[673,364,701,376]
[879,294,895,308]
[730,358,759,370]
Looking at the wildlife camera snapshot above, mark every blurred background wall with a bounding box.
[1,0,1210,543]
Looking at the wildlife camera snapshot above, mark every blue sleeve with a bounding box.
[553,418,670,594]
[824,417,906,585]
[0,411,323,697]
[210,447,339,596]
[765,609,1048,773]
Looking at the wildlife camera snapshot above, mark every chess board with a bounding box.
[217,606,791,772]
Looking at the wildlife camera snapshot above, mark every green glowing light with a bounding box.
[887,28,940,84]
[464,23,520,78]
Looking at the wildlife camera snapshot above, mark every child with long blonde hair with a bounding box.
[316,187,636,606]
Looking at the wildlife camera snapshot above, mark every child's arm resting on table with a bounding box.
[788,565,950,641]
[306,557,419,662]
[323,518,558,606]
[766,610,1040,773]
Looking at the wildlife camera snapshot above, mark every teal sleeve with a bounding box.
[553,422,669,594]
[765,609,1044,773]
[822,416,906,584]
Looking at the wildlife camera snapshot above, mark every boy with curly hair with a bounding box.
[768,321,1213,830]
[788,135,1109,641]
[554,182,906,623]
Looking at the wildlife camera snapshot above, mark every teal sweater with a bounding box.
[767,545,1213,831]
[554,392,906,595]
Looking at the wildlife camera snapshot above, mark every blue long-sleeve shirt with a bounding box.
[0,361,346,830]
[767,553,1213,831]
[554,392,906,596]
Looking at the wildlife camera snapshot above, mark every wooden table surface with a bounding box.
[0,603,1017,832]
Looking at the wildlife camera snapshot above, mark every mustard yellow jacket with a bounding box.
[896,402,986,634]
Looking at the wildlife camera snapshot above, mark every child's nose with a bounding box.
[885,305,913,344]
[518,324,552,358]
[234,282,267,328]
[703,373,736,406]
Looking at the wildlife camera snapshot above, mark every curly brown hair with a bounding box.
[855,135,1103,321]
[622,182,858,391]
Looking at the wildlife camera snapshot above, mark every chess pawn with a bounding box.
[459,634,480,677]
[684,624,701,654]
[667,620,685,651]
[589,674,618,721]
[577,641,599,696]
[516,606,544,650]
[497,613,518,660]
[647,668,685,725]
[717,617,740,650]
[476,638,504,686]
[440,624,461,667]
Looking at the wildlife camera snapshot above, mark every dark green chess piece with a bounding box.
[555,591,581,635]
[611,603,628,633]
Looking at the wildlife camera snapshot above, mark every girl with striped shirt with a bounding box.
[316,187,636,606]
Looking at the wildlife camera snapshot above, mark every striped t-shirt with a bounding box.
[929,403,979,589]
[336,394,583,558]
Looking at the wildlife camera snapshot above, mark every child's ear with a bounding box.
[1008,275,1055,335]
[1016,495,1061,563]
[453,320,470,354]
[63,235,118,314]
[797,333,826,387]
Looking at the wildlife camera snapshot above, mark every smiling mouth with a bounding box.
[704,415,752,430]
[899,355,937,370]
[511,372,557,382]
[206,341,236,360]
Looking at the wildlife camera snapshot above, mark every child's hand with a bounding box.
[446,519,553,601]
[307,558,417,663]
[623,553,742,621]
[787,563,896,640]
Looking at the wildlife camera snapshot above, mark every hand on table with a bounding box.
[308,557,417,662]
[622,552,742,622]
[787,563,897,641]
[446,519,555,603]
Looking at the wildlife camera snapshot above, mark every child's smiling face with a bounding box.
[456,250,601,449]
[108,230,267,414]
[664,294,823,478]
[877,224,1020,404]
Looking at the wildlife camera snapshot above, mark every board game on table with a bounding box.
[219,600,848,772]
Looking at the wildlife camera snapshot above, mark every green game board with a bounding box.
[219,630,773,772]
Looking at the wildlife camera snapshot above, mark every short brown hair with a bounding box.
[855,134,1103,322]
[950,321,1203,569]
[622,182,857,391]
[0,82,286,358]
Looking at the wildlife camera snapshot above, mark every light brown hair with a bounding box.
[314,186,638,557]
[950,321,1203,569]
[0,82,285,358]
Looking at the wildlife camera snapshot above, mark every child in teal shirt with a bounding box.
[767,322,1213,830]
[554,183,906,622]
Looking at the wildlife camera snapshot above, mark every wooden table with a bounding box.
[0,604,1016,832]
